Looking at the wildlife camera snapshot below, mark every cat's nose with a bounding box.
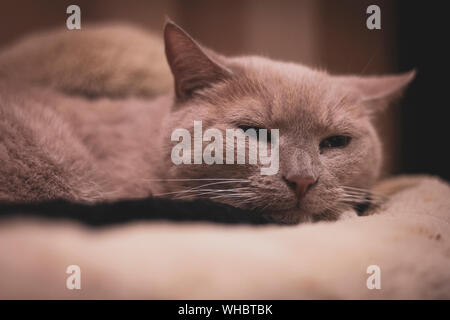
[283,175,317,199]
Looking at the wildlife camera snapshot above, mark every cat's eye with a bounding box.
[320,135,351,150]
[238,125,271,142]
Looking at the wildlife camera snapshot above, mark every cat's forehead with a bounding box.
[226,56,363,129]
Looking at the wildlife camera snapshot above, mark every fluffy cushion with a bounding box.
[0,175,449,299]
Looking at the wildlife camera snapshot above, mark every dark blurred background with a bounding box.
[0,0,448,180]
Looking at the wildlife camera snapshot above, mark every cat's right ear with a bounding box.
[164,20,232,101]
[334,70,416,113]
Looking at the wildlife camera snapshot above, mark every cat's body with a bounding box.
[0,22,414,224]
[0,24,172,98]
[0,81,169,201]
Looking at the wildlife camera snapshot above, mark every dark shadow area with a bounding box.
[396,2,449,180]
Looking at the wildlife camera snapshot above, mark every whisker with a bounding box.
[153,181,250,197]
[341,186,372,191]
[209,193,256,200]
[341,195,385,202]
[341,186,388,201]
[343,194,387,202]
[146,178,250,182]
[173,188,252,198]
[174,192,255,201]
[339,197,385,205]
[344,190,386,197]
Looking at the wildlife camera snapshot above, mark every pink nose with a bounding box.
[284,175,316,199]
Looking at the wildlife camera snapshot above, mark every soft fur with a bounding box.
[0,175,449,299]
[0,24,172,98]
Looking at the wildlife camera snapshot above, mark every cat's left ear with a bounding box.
[335,70,416,111]
[164,20,232,101]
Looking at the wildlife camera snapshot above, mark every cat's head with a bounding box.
[156,21,415,223]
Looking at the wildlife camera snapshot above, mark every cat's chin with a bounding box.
[263,209,312,225]
[264,205,347,224]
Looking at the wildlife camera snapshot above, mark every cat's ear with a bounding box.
[335,70,416,111]
[164,20,232,100]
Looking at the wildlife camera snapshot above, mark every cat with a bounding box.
[0,21,415,224]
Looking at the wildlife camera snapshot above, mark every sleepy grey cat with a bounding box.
[0,22,414,224]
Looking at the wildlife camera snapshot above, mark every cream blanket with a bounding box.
[1,175,449,299]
